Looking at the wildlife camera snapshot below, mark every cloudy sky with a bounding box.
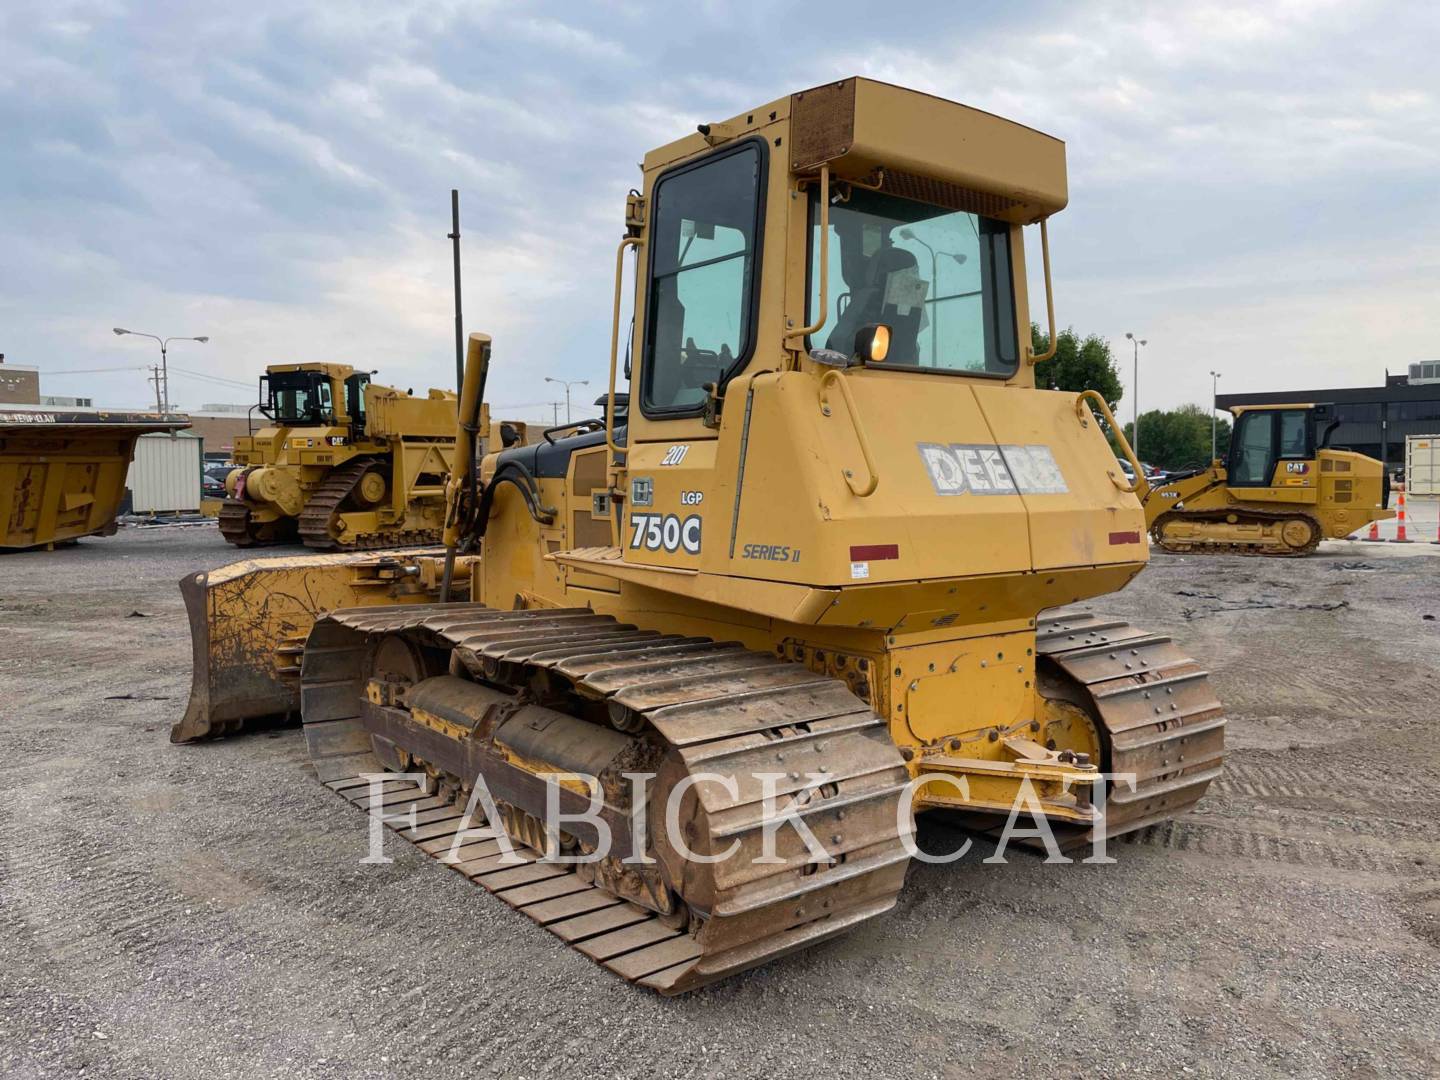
[2,0,1437,421]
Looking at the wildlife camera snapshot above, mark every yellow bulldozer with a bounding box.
[1132,403,1393,556]
[219,362,457,549]
[173,77,1225,993]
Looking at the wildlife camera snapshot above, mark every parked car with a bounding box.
[1115,459,1167,484]
[202,461,235,500]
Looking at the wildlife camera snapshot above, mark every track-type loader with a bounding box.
[219,363,457,549]
[1131,403,1393,556]
[176,78,1225,992]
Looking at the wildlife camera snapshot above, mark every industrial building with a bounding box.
[1216,361,1440,472]
[0,354,41,404]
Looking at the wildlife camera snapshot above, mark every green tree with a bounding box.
[1030,325,1124,406]
[1121,403,1232,472]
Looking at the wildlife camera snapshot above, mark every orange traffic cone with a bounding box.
[1367,519,1381,541]
[1395,492,1411,543]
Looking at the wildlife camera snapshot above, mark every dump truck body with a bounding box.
[0,410,188,551]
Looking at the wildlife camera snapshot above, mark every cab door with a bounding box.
[345,373,369,438]
[622,137,770,571]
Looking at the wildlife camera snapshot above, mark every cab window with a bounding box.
[263,371,332,424]
[1278,409,1307,458]
[642,140,764,416]
[807,187,1017,374]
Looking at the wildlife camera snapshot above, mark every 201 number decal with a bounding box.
[629,513,701,555]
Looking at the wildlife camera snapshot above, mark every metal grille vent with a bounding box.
[881,168,1020,218]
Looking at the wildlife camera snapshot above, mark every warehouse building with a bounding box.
[1216,362,1440,471]
[0,354,41,405]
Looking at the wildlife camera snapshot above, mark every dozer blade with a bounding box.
[170,549,451,743]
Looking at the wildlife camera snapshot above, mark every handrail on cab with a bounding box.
[1076,388,1149,499]
[786,164,830,345]
[606,235,642,464]
[820,369,879,497]
[1026,218,1057,365]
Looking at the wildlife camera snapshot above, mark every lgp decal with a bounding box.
[917,442,1069,496]
[629,513,701,555]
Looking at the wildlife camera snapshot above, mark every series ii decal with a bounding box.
[916,442,1069,496]
[629,513,701,554]
[741,543,799,563]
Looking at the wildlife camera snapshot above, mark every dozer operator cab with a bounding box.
[259,369,335,426]
[1224,404,1351,487]
[255,364,369,439]
[1227,405,1316,487]
[260,371,332,426]
[472,77,1140,602]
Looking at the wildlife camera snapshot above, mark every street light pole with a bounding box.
[1125,332,1147,462]
[1210,370,1222,461]
[113,328,210,413]
[544,377,589,424]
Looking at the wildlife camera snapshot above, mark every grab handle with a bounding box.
[605,235,642,463]
[1076,389,1147,497]
[1026,219,1057,365]
[820,369,879,497]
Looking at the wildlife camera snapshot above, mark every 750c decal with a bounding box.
[629,513,701,555]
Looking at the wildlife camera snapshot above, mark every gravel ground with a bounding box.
[1,525,1437,1079]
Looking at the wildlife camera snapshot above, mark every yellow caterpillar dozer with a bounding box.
[173,78,1225,993]
[1133,403,1393,556]
[219,363,457,550]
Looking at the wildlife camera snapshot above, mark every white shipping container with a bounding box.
[127,431,203,512]
[1406,434,1440,496]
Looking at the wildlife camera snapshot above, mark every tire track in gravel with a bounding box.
[1118,817,1418,875]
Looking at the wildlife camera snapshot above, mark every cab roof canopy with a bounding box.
[645,76,1068,226]
[266,363,355,378]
